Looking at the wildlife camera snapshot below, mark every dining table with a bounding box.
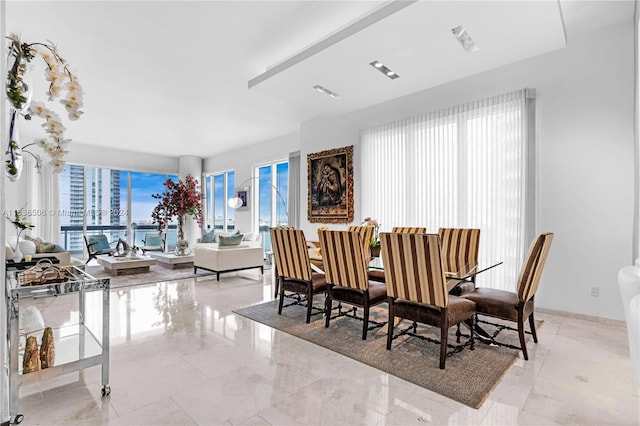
[308,247,503,337]
[308,247,502,292]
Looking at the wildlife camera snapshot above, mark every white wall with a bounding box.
[66,143,179,174]
[203,132,299,233]
[299,23,635,320]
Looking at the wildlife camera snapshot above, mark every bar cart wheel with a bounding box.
[11,413,24,424]
[101,385,111,397]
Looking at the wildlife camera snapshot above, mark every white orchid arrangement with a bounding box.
[361,217,381,247]
[6,33,83,173]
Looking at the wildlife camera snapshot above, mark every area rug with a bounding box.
[83,264,216,289]
[234,300,540,409]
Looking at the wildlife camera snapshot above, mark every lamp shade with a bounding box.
[228,197,244,209]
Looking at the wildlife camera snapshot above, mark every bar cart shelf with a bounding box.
[5,266,110,424]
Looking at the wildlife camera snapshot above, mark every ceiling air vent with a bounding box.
[451,25,479,53]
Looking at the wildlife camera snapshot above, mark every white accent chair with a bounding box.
[618,262,640,384]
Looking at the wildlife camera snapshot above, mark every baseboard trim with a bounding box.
[536,307,626,327]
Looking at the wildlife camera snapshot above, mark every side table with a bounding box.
[148,251,194,269]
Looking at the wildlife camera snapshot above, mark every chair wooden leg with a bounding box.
[469,314,475,350]
[528,312,538,343]
[306,287,313,323]
[277,283,285,315]
[456,323,461,343]
[362,294,370,340]
[518,307,529,360]
[439,309,448,369]
[274,276,280,299]
[325,286,333,328]
[386,298,395,350]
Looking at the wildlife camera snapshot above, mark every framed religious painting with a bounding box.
[307,145,354,223]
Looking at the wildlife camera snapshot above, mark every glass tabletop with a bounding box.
[309,248,502,292]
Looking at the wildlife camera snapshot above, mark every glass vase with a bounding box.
[7,48,33,112]
[174,240,190,256]
[13,233,23,262]
[5,110,24,182]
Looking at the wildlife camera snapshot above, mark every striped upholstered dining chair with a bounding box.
[270,227,327,323]
[380,232,476,369]
[347,225,375,247]
[461,233,553,360]
[438,228,481,295]
[270,226,296,298]
[369,226,428,283]
[318,230,387,340]
[391,226,427,233]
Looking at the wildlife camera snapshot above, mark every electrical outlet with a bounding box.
[590,286,599,297]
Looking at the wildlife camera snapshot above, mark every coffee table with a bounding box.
[147,251,194,269]
[97,255,157,276]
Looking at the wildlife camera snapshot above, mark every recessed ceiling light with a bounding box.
[451,25,479,53]
[369,60,399,80]
[313,85,340,99]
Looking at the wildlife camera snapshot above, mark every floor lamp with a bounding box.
[228,177,288,292]
[227,177,288,223]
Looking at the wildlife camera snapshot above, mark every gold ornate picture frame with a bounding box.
[307,145,354,223]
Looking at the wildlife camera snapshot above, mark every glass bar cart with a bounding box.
[5,265,110,424]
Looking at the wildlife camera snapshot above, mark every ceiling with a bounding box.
[5,1,635,158]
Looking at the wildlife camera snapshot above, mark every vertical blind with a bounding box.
[360,89,535,291]
[288,151,301,229]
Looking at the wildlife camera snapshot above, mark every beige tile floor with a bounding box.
[13,272,640,425]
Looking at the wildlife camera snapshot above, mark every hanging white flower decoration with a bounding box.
[5,33,84,173]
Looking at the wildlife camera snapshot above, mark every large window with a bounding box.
[129,172,178,248]
[59,165,85,253]
[205,171,235,231]
[256,161,288,251]
[59,166,177,255]
[360,89,534,291]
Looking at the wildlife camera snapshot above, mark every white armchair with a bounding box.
[618,263,640,384]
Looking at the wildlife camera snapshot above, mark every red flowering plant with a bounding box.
[151,175,203,240]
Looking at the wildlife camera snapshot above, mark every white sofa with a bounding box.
[5,242,72,266]
[193,232,264,281]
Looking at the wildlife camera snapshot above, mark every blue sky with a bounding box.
[121,172,178,224]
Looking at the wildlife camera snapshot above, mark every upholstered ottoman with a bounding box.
[193,245,264,281]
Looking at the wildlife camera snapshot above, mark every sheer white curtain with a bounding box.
[26,156,61,244]
[288,151,301,228]
[361,89,535,291]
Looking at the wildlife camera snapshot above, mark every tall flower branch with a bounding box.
[151,175,203,240]
[5,34,83,173]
